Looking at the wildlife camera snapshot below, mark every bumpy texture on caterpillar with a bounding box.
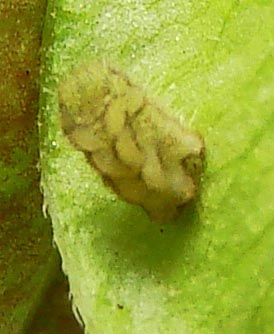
[59,60,205,223]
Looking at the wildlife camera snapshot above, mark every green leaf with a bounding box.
[40,1,274,333]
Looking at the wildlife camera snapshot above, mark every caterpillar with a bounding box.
[59,60,205,223]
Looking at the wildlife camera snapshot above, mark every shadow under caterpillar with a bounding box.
[59,60,205,223]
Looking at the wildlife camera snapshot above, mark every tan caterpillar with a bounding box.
[59,60,205,223]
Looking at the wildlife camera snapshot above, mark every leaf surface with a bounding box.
[40,1,274,333]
